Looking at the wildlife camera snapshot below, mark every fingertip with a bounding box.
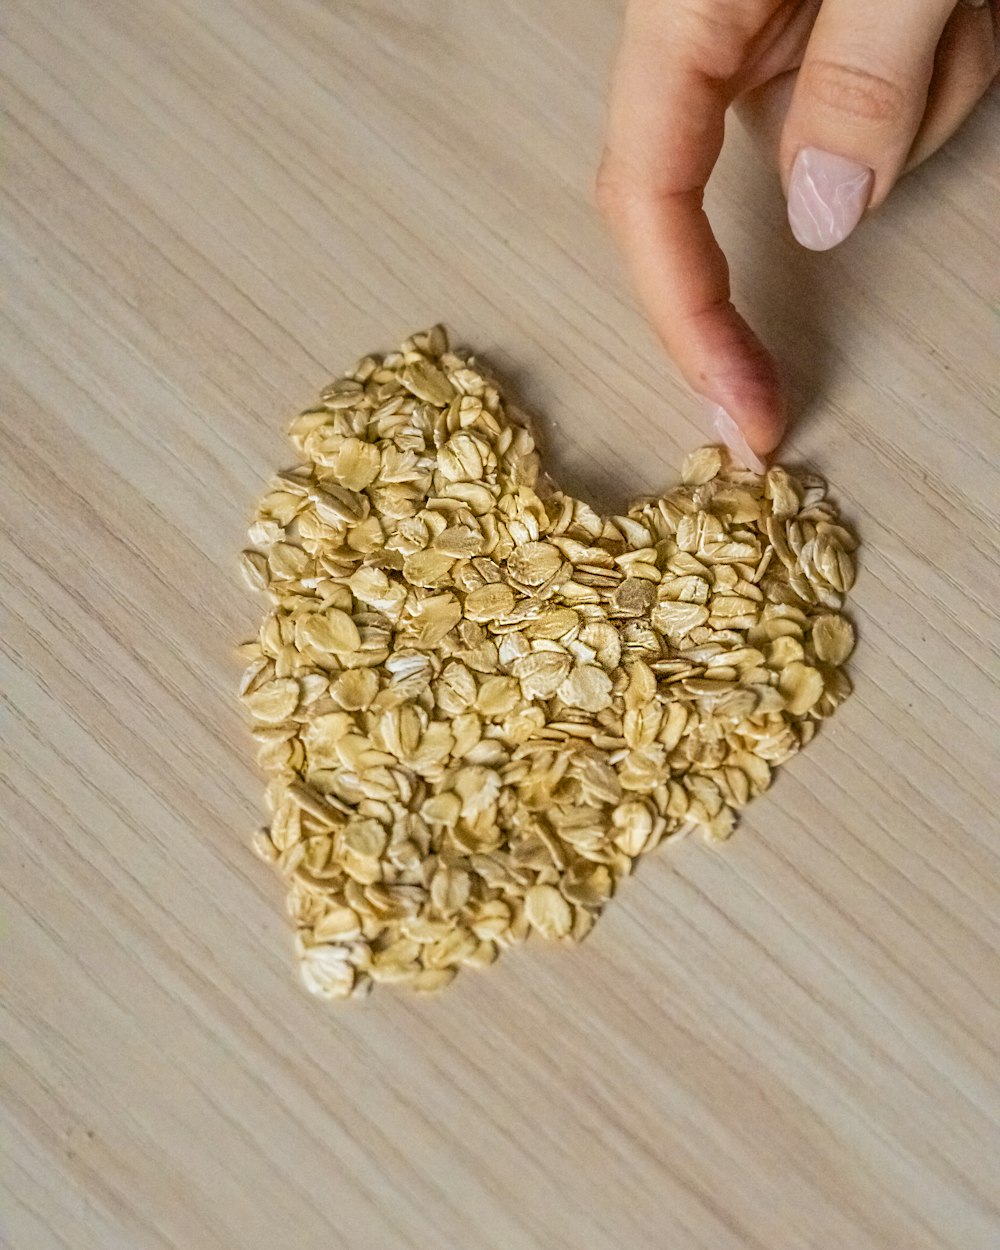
[705,403,768,473]
[703,388,788,469]
[684,314,788,460]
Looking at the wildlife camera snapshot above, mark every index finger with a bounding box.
[598,4,786,463]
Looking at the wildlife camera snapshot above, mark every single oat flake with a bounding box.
[238,327,859,1000]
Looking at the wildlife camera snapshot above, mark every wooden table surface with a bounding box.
[3,2,1000,1247]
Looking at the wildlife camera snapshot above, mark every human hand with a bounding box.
[598,0,999,468]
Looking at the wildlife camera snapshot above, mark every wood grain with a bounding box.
[2,2,999,1247]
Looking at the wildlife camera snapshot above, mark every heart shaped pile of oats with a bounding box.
[238,327,858,999]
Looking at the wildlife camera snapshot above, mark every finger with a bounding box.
[599,2,786,461]
[735,6,998,175]
[907,2,1000,169]
[780,0,955,250]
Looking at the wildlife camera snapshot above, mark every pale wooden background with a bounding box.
[2,1,999,1247]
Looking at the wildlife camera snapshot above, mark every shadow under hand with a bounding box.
[709,123,846,443]
[457,335,668,519]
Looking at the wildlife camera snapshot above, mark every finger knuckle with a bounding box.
[803,58,910,128]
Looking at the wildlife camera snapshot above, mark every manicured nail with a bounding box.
[705,403,766,474]
[787,148,873,251]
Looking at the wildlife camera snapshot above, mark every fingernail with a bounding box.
[787,148,873,251]
[704,403,766,474]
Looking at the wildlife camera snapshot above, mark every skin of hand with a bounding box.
[598,0,1000,469]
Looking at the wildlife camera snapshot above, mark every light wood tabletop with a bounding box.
[3,2,999,1248]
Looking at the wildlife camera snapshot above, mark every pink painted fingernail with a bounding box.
[705,403,766,474]
[787,148,873,251]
